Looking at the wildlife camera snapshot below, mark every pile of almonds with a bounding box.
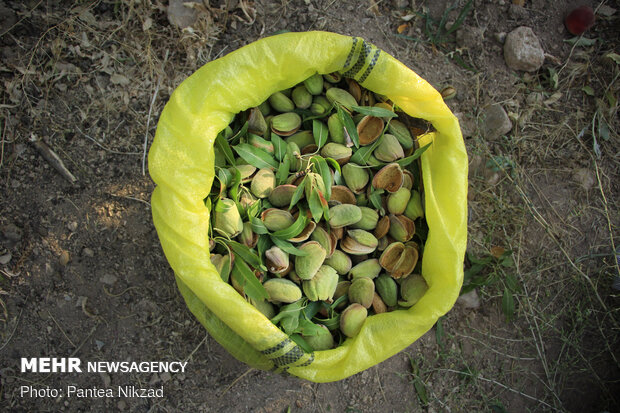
[208,72,431,352]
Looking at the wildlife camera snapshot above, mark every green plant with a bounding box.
[462,249,520,321]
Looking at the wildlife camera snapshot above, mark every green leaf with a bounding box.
[247,199,263,219]
[250,216,269,235]
[337,105,359,148]
[504,273,520,293]
[289,333,313,353]
[329,294,348,311]
[547,67,559,90]
[276,156,291,185]
[324,157,342,177]
[311,156,332,201]
[350,105,397,118]
[217,167,232,188]
[396,143,432,167]
[228,240,264,270]
[369,189,385,215]
[312,120,329,149]
[501,287,515,321]
[350,134,384,165]
[606,52,620,65]
[289,175,307,210]
[215,133,236,166]
[233,143,278,169]
[272,213,307,239]
[308,187,324,223]
[271,300,305,335]
[598,116,610,141]
[232,259,269,302]
[303,301,322,319]
[297,318,326,337]
[445,0,473,35]
[564,36,597,47]
[582,85,595,96]
[271,133,287,161]
[256,234,271,262]
[270,236,308,256]
[230,121,249,145]
[228,167,242,203]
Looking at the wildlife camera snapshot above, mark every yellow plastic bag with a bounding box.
[149,31,467,382]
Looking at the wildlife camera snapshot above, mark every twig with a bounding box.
[47,310,76,348]
[218,368,254,397]
[142,79,162,176]
[70,325,98,357]
[183,334,208,364]
[142,49,169,176]
[0,308,23,351]
[0,113,7,169]
[109,193,151,207]
[29,134,77,184]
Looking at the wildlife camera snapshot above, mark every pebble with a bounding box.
[67,221,78,232]
[167,0,198,29]
[457,289,481,309]
[82,247,95,257]
[481,104,513,140]
[0,252,11,265]
[392,0,409,9]
[59,251,70,266]
[1,223,22,249]
[160,372,172,382]
[573,168,596,191]
[503,26,545,72]
[99,274,118,285]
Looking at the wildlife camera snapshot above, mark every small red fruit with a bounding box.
[565,5,595,35]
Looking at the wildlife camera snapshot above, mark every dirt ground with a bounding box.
[1,0,619,412]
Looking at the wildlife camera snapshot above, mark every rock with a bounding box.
[392,0,409,9]
[457,289,481,309]
[481,104,513,139]
[0,251,10,265]
[495,32,507,43]
[0,224,22,249]
[504,26,544,72]
[82,247,95,257]
[167,0,198,29]
[508,4,529,21]
[573,168,596,190]
[99,274,117,285]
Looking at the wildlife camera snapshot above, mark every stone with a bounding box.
[100,274,118,285]
[167,0,198,29]
[573,168,596,191]
[457,289,481,309]
[481,104,513,139]
[504,26,545,72]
